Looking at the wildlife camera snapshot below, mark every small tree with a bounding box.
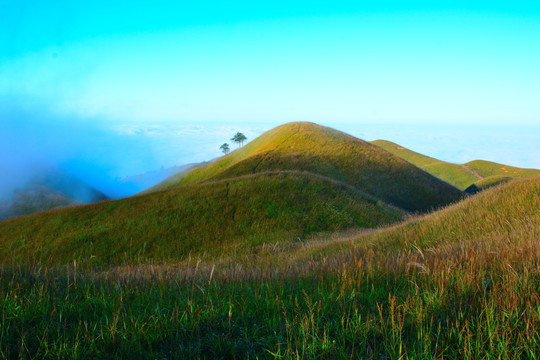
[219,143,230,154]
[231,132,247,147]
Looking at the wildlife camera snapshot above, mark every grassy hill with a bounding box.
[0,172,405,267]
[0,122,465,267]
[359,176,539,251]
[370,139,479,190]
[465,159,540,178]
[371,139,539,190]
[1,175,537,359]
[152,122,463,213]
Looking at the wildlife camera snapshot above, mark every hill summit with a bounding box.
[153,122,462,213]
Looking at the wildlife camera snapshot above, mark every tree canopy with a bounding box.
[219,143,230,154]
[231,132,247,147]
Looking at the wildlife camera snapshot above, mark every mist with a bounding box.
[0,101,270,202]
[0,101,160,200]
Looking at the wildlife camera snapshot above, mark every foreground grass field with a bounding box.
[1,177,538,359]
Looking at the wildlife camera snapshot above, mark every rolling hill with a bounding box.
[151,122,463,212]
[0,172,405,266]
[465,159,540,178]
[0,122,463,267]
[371,139,539,191]
[359,175,539,251]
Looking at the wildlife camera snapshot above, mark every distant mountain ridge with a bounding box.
[0,167,109,220]
[371,139,540,191]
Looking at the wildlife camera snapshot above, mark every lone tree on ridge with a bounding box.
[219,143,230,154]
[231,132,247,147]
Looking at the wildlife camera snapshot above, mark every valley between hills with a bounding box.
[1,122,539,359]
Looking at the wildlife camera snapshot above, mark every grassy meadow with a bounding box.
[1,176,539,359]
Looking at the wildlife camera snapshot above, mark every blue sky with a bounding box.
[1,1,539,196]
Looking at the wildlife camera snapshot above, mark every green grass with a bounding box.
[360,176,539,250]
[465,159,540,178]
[1,177,538,359]
[474,175,513,190]
[1,123,537,359]
[0,172,404,267]
[153,122,463,213]
[371,139,539,191]
[371,139,480,190]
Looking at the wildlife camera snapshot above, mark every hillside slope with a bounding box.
[360,176,539,252]
[465,159,540,178]
[0,172,404,266]
[371,139,539,191]
[152,122,463,213]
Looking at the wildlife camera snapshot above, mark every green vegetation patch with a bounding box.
[371,139,540,192]
[0,172,404,267]
[474,175,513,190]
[465,159,540,178]
[1,177,539,359]
[371,139,480,190]
[354,176,540,253]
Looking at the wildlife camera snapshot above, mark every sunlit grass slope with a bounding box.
[152,122,463,212]
[0,172,404,267]
[2,121,467,267]
[465,159,540,178]
[1,178,538,359]
[358,176,539,251]
[371,139,481,190]
[473,175,512,190]
[371,139,539,191]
